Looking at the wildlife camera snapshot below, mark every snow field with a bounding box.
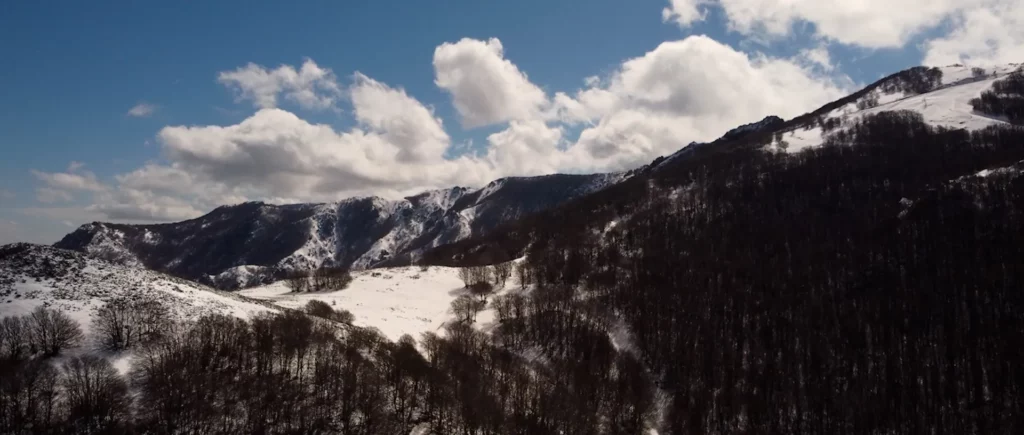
[241,264,518,342]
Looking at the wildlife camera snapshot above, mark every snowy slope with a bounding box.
[240,264,518,341]
[0,243,277,342]
[774,64,1022,153]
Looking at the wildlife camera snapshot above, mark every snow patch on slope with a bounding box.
[857,73,1009,130]
[770,64,1023,154]
[0,244,277,341]
[76,224,144,267]
[277,202,343,271]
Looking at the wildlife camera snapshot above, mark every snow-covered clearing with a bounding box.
[241,264,517,341]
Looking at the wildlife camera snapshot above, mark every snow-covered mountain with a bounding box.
[56,172,627,289]
[770,64,1022,153]
[0,243,277,342]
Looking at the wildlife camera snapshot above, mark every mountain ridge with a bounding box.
[56,172,628,288]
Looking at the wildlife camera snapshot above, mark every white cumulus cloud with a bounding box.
[661,0,1023,70]
[33,36,851,226]
[127,102,158,117]
[799,44,834,71]
[433,38,549,128]
[663,0,711,27]
[31,164,107,193]
[660,0,1019,55]
[218,59,342,110]
[349,73,451,163]
[553,35,849,170]
[923,0,1024,66]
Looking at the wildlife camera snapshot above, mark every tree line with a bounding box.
[283,265,353,293]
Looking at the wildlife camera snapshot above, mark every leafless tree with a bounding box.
[61,355,131,432]
[515,262,531,290]
[0,316,30,361]
[94,296,171,350]
[458,265,492,288]
[492,262,513,288]
[284,270,311,293]
[28,307,82,357]
[451,295,485,324]
[468,281,494,303]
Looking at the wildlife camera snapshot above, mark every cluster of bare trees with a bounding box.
[284,265,353,293]
[3,299,658,434]
[1,306,135,433]
[458,261,514,289]
[93,295,171,350]
[450,295,486,324]
[457,265,490,288]
[303,300,355,324]
[0,352,132,434]
[450,261,519,325]
[0,307,82,360]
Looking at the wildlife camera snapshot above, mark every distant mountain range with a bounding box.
[55,172,627,288]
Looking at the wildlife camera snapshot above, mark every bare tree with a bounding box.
[458,267,473,288]
[468,281,494,303]
[284,270,311,293]
[303,300,355,325]
[304,300,334,318]
[94,296,171,350]
[451,295,484,324]
[61,355,131,433]
[333,308,355,325]
[0,357,61,431]
[28,307,82,357]
[0,316,30,361]
[492,262,513,288]
[515,262,531,290]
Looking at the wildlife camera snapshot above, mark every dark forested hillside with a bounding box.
[2,280,659,434]
[430,112,1024,433]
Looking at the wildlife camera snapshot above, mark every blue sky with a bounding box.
[1,0,1020,244]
